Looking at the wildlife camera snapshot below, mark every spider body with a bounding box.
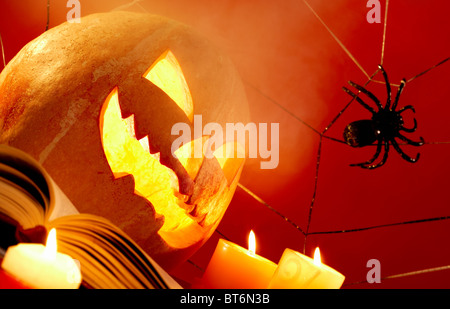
[343,65,424,169]
[344,109,404,147]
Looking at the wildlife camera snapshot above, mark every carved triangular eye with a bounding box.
[143,50,194,122]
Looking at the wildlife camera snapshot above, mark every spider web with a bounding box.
[208,0,450,287]
[240,0,449,286]
[291,0,450,248]
[1,0,449,288]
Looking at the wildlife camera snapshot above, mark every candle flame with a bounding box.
[44,228,57,259]
[313,247,321,266]
[248,230,256,255]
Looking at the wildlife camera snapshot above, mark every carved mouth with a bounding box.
[98,50,245,249]
[100,88,195,229]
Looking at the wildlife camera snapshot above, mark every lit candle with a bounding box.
[202,231,277,289]
[268,247,345,289]
[1,228,82,289]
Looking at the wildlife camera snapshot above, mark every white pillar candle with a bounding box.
[268,247,345,289]
[1,229,82,289]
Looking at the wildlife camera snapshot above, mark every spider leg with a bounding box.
[342,87,376,114]
[400,118,418,133]
[352,139,389,169]
[365,140,389,169]
[397,132,425,147]
[347,81,383,110]
[391,79,406,111]
[391,138,421,163]
[350,139,382,167]
[378,64,392,109]
[398,105,418,132]
[398,105,415,114]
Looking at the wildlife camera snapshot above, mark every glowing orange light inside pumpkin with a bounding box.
[143,49,194,122]
[100,88,195,233]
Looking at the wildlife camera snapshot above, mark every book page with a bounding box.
[0,145,79,223]
[48,180,79,221]
[0,178,45,228]
[50,214,182,289]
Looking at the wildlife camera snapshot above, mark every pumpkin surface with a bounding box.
[0,11,249,270]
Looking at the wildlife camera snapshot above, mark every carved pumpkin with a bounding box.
[0,11,249,270]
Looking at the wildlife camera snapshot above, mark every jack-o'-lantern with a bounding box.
[0,11,249,270]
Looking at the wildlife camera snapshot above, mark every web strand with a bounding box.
[302,0,370,80]
[237,183,306,236]
[111,0,147,12]
[308,215,450,235]
[45,0,50,31]
[407,57,450,83]
[345,264,450,286]
[380,0,389,65]
[245,81,321,136]
[0,32,5,69]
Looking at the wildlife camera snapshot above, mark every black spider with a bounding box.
[342,65,424,169]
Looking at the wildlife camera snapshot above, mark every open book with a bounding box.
[0,145,181,289]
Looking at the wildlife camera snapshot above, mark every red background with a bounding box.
[1,0,449,288]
